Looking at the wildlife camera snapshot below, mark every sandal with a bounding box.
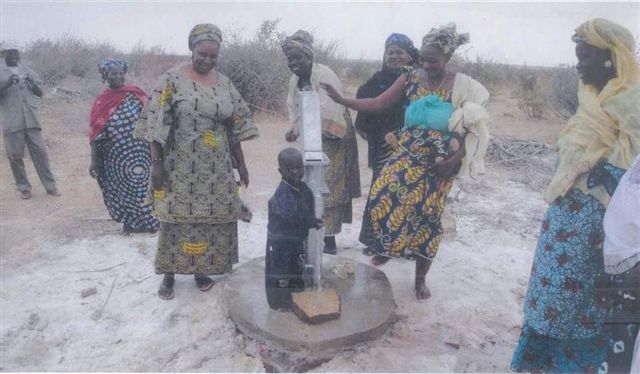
[158,276,175,300]
[195,276,215,292]
[362,247,375,256]
[370,254,391,267]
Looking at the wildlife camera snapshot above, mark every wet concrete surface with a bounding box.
[225,256,396,353]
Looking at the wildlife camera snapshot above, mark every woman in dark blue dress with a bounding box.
[89,59,159,234]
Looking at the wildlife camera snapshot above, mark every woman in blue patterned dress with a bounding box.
[510,19,640,373]
[89,59,159,234]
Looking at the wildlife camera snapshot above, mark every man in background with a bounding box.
[0,43,59,199]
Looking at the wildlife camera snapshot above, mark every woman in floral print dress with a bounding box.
[134,24,258,300]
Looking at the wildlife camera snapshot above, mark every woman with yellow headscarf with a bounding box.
[511,18,640,373]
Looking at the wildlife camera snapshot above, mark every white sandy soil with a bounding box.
[0,80,562,372]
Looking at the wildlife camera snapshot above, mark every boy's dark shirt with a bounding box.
[267,180,316,242]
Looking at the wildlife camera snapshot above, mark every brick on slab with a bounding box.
[291,289,341,324]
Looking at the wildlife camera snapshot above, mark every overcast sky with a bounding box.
[1,1,639,67]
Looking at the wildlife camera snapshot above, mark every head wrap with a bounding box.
[421,23,469,59]
[385,33,413,50]
[98,58,128,82]
[281,30,315,59]
[571,18,639,91]
[384,33,419,62]
[188,23,223,51]
[544,19,640,204]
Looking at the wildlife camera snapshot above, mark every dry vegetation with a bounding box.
[16,20,589,191]
[20,20,581,122]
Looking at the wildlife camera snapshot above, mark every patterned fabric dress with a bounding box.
[511,161,626,373]
[94,93,159,231]
[134,66,258,275]
[323,117,360,235]
[369,67,455,260]
[354,68,405,248]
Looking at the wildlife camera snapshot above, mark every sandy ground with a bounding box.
[0,79,563,372]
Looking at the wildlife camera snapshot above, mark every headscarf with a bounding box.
[544,18,640,204]
[90,58,146,142]
[188,23,223,51]
[281,30,314,59]
[1,42,19,59]
[98,58,128,82]
[421,23,469,59]
[572,18,640,98]
[384,33,419,68]
[355,34,414,141]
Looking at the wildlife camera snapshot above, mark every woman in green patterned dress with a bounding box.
[134,24,259,300]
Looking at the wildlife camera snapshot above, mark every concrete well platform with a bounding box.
[224,255,395,353]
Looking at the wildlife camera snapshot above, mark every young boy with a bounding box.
[265,148,323,310]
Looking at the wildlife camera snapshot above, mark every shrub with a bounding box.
[450,55,518,94]
[218,19,346,113]
[516,69,549,120]
[22,36,119,84]
[343,59,380,86]
[550,65,579,120]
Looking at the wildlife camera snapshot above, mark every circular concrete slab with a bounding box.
[225,256,395,352]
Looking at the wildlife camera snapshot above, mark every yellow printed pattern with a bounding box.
[388,205,413,232]
[371,194,392,222]
[181,241,208,255]
[153,188,166,201]
[203,130,218,148]
[159,82,173,106]
[404,166,425,184]
[409,227,431,250]
[370,173,394,198]
[369,125,455,260]
[385,226,409,254]
[399,180,425,206]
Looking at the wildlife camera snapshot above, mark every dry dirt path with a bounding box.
[1,87,560,371]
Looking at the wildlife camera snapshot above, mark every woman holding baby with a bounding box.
[323,23,490,301]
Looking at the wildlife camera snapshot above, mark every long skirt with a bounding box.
[323,128,360,236]
[155,222,238,275]
[369,128,452,260]
[359,130,397,248]
[95,93,158,231]
[511,184,623,373]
